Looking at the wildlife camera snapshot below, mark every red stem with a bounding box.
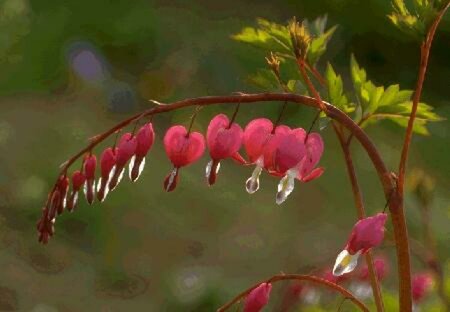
[334,123,385,312]
[396,4,449,310]
[216,274,369,312]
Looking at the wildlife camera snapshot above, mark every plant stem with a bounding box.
[298,58,384,311]
[334,123,384,312]
[396,4,449,310]
[216,274,369,312]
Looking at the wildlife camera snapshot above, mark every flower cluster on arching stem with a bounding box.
[37,113,325,243]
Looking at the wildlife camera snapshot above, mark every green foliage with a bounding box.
[325,63,355,113]
[350,55,443,135]
[232,18,292,55]
[232,15,337,66]
[246,68,281,91]
[388,0,446,37]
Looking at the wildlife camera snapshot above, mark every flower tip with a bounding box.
[332,249,361,277]
[164,168,179,192]
[245,177,259,194]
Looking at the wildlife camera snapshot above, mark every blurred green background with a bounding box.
[0,0,449,311]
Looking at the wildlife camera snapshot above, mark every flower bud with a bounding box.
[244,282,272,312]
[109,133,137,191]
[83,154,97,204]
[333,213,387,276]
[97,147,116,202]
[129,122,155,182]
[67,170,86,212]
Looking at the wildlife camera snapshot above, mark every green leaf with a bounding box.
[232,19,291,54]
[307,25,337,65]
[325,63,355,113]
[362,101,444,135]
[350,54,367,91]
[246,69,280,91]
[388,0,443,37]
[378,84,400,107]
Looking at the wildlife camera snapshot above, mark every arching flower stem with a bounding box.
[216,274,369,312]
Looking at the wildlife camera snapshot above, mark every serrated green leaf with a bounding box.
[378,84,400,107]
[388,0,443,37]
[307,25,337,65]
[246,69,280,91]
[325,63,355,113]
[362,101,443,135]
[350,54,367,91]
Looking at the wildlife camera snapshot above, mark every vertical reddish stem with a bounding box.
[396,4,449,311]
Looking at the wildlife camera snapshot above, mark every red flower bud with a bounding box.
[346,213,388,255]
[244,282,272,312]
[97,147,116,202]
[205,114,243,185]
[67,170,86,212]
[412,273,433,303]
[333,213,388,276]
[83,154,97,204]
[130,122,155,182]
[163,125,205,192]
[55,175,69,215]
[109,133,137,191]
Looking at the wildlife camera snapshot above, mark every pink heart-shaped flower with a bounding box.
[164,125,205,167]
[207,114,243,160]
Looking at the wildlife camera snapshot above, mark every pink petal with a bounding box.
[300,167,324,182]
[207,114,243,160]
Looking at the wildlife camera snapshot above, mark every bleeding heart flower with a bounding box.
[243,118,290,194]
[109,133,137,191]
[412,273,433,303]
[97,147,116,202]
[67,170,86,212]
[48,189,61,221]
[83,154,97,204]
[333,213,388,276]
[163,125,205,192]
[129,122,155,182]
[37,205,55,244]
[205,114,243,186]
[298,133,325,183]
[55,175,69,215]
[263,127,307,204]
[244,282,272,312]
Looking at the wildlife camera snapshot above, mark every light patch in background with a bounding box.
[67,42,108,84]
[18,175,47,203]
[0,121,13,146]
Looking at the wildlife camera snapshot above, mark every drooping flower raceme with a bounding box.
[67,170,86,211]
[243,118,290,194]
[244,282,272,312]
[163,125,205,192]
[333,213,388,276]
[108,132,137,191]
[205,114,243,186]
[97,147,116,202]
[83,154,97,204]
[130,122,155,182]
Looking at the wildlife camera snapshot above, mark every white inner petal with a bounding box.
[276,170,297,205]
[205,160,221,179]
[246,165,262,194]
[128,155,136,180]
[166,167,178,191]
[333,249,361,276]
